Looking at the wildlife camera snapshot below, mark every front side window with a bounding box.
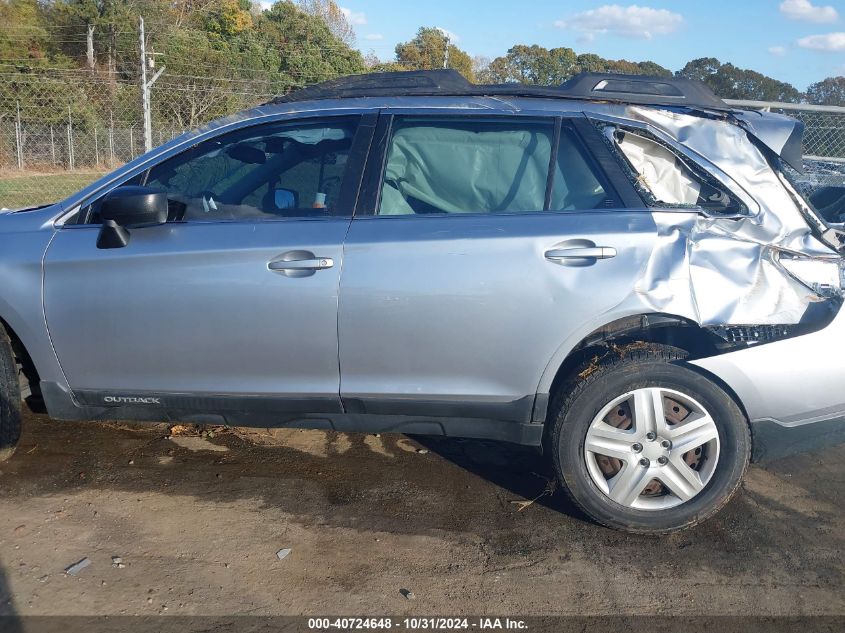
[85,118,359,223]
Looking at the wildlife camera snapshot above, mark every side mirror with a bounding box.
[97,186,168,250]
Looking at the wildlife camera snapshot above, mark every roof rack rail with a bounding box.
[268,70,728,110]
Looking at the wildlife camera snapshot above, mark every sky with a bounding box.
[330,0,845,90]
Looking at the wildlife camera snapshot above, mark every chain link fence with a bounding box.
[3,75,845,209]
[0,68,273,207]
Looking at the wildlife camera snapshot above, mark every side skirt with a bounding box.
[39,382,545,446]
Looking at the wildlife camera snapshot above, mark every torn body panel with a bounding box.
[588,105,843,328]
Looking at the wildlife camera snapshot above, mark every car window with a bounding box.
[84,118,359,224]
[378,118,555,215]
[608,127,746,214]
[549,128,612,211]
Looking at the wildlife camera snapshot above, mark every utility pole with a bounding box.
[138,16,165,153]
[443,33,450,69]
[139,16,150,152]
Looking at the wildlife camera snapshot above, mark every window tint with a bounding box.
[85,118,358,224]
[378,118,554,215]
[611,128,745,214]
[549,128,611,211]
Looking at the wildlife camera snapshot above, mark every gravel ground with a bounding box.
[0,409,843,617]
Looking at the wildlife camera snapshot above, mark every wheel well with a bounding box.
[541,314,754,452]
[546,314,723,422]
[0,318,42,407]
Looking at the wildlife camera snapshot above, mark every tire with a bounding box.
[551,343,750,534]
[0,326,22,463]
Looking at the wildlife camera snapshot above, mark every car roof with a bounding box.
[267,70,729,112]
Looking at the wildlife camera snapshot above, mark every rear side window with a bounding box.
[550,128,612,211]
[376,118,611,216]
[605,126,746,215]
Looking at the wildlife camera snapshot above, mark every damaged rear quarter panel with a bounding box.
[588,105,843,327]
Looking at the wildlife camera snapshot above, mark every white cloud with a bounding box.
[339,6,366,26]
[554,4,684,40]
[797,32,845,51]
[364,33,384,41]
[768,45,787,55]
[780,0,838,23]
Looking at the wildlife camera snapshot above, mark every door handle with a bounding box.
[268,258,334,271]
[268,251,334,278]
[545,246,617,261]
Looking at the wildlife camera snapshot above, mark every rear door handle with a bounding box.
[545,246,617,261]
[268,258,334,271]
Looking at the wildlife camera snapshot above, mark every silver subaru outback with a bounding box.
[1,70,844,533]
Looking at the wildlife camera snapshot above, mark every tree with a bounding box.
[676,57,801,102]
[474,55,515,84]
[574,53,608,74]
[204,0,253,38]
[260,1,364,88]
[394,27,474,81]
[298,0,355,46]
[50,0,99,70]
[0,0,51,63]
[635,61,673,77]
[675,57,722,84]
[806,77,845,106]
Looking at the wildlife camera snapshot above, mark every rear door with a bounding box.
[44,113,374,415]
[337,112,657,424]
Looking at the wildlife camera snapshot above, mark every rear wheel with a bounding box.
[551,344,749,533]
[0,327,22,462]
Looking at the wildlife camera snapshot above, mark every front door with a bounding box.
[44,114,370,415]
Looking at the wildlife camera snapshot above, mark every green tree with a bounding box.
[260,1,364,88]
[0,0,51,62]
[204,0,253,38]
[806,77,845,106]
[676,57,800,102]
[394,27,474,81]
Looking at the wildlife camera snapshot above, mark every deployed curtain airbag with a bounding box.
[379,124,551,215]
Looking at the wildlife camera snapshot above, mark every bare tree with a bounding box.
[298,0,356,46]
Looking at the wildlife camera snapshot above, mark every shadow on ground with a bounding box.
[1,410,844,594]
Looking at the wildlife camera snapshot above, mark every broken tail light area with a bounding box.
[707,324,796,347]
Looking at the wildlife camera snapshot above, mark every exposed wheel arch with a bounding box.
[0,317,42,408]
[534,313,744,429]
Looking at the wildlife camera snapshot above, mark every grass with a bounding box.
[0,170,107,209]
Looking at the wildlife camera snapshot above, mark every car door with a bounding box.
[44,113,374,416]
[337,112,657,424]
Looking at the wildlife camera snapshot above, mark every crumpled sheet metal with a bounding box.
[596,105,842,326]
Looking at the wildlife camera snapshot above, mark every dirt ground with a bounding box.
[0,408,843,618]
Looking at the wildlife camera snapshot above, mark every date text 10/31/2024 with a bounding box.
[308,618,528,630]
